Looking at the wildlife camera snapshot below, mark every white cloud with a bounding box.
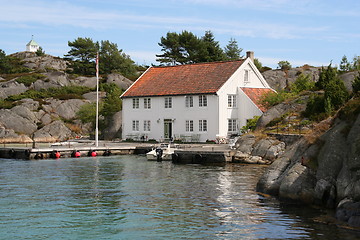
[0,0,336,42]
[127,50,158,65]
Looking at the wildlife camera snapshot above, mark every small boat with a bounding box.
[146,143,180,161]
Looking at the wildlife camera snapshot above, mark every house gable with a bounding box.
[216,58,270,96]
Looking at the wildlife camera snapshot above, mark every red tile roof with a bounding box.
[122,60,245,98]
[241,87,274,112]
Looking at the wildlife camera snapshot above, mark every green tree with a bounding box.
[36,47,45,56]
[224,38,242,60]
[253,58,263,71]
[0,49,10,73]
[66,38,138,78]
[352,56,360,71]
[99,40,137,78]
[156,30,226,65]
[100,83,123,116]
[0,49,31,74]
[324,76,349,109]
[290,73,314,93]
[278,60,292,70]
[66,37,98,75]
[339,55,351,72]
[157,31,194,65]
[198,31,226,62]
[352,73,360,94]
[305,64,349,119]
[67,37,99,62]
[76,102,100,126]
[315,64,337,90]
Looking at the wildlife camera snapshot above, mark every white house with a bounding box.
[121,51,274,142]
[26,38,40,52]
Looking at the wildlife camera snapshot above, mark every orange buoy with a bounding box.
[55,151,61,158]
[91,151,97,157]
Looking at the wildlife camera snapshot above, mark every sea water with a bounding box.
[0,156,359,240]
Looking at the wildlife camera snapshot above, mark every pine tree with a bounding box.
[224,38,243,60]
[339,55,351,72]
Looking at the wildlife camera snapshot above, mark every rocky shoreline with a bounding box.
[254,112,360,228]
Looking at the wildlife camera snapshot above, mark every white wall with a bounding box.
[122,94,219,142]
[26,44,39,52]
[216,58,268,138]
[238,89,263,127]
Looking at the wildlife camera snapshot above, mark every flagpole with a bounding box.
[95,52,99,147]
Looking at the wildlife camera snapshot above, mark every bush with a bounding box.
[302,94,328,121]
[338,97,360,122]
[352,73,360,95]
[76,102,99,125]
[16,73,46,86]
[0,100,15,109]
[278,60,292,70]
[241,116,260,133]
[260,90,293,108]
[5,85,92,102]
[0,51,31,74]
[290,73,315,93]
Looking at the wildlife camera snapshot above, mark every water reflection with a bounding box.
[0,157,359,239]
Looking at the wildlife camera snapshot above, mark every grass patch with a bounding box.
[6,85,92,102]
[16,73,46,86]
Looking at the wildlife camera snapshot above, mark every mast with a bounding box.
[95,52,99,147]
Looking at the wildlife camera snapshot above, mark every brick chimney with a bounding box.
[246,51,254,62]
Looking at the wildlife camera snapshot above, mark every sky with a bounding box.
[1,0,359,68]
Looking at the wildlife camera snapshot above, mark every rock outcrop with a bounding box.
[233,134,285,165]
[102,111,122,140]
[0,53,134,142]
[0,98,90,143]
[262,66,320,91]
[256,112,360,227]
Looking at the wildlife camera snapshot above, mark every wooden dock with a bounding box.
[0,142,236,164]
[0,144,152,160]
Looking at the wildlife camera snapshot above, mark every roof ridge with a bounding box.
[153,59,245,68]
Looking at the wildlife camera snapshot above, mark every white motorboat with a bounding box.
[146,143,180,161]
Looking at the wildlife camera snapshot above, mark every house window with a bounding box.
[132,98,139,109]
[165,97,172,108]
[228,95,237,108]
[144,120,151,131]
[199,95,207,107]
[132,120,139,131]
[185,96,193,108]
[228,119,237,132]
[186,120,193,132]
[199,120,207,132]
[244,70,250,83]
[144,98,151,109]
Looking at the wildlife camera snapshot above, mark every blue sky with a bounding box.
[1,0,359,68]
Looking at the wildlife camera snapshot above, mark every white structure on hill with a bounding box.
[121,51,274,143]
[26,36,40,52]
